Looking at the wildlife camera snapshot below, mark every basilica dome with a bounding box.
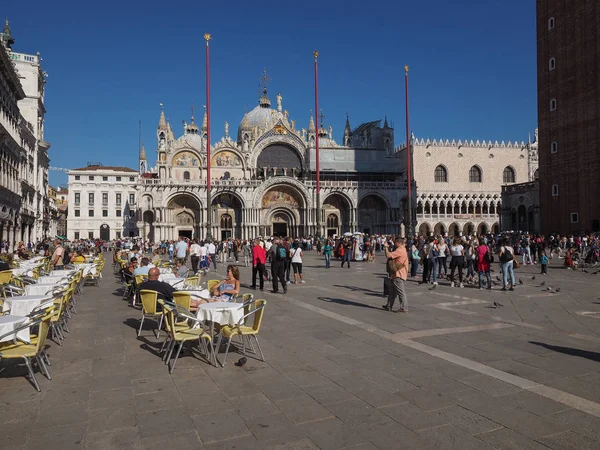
[173,133,204,151]
[237,90,284,141]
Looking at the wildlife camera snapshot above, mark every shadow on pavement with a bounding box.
[529,341,600,363]
[318,296,382,310]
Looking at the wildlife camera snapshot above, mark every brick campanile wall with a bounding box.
[536,0,600,235]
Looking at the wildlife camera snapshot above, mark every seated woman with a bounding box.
[173,259,189,278]
[190,265,240,310]
[70,251,86,263]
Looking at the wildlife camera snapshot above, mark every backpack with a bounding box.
[500,247,513,263]
[276,245,287,261]
[386,257,404,276]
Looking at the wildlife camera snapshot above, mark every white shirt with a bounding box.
[291,248,303,263]
[190,243,201,257]
[208,243,216,254]
[265,241,273,251]
[450,244,464,256]
[175,241,188,258]
[200,245,207,257]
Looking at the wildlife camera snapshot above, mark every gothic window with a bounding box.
[183,171,190,181]
[469,166,482,183]
[503,166,515,183]
[434,165,448,182]
[220,214,232,229]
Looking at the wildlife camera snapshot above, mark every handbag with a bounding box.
[386,258,405,276]
[513,260,521,269]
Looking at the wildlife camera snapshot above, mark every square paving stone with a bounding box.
[141,431,204,450]
[477,407,567,439]
[459,374,523,397]
[233,392,280,420]
[285,369,331,387]
[430,405,502,435]
[263,437,320,450]
[380,402,449,431]
[416,424,496,449]
[245,413,306,444]
[297,416,368,450]
[90,386,134,410]
[87,406,137,433]
[203,435,261,450]
[260,380,307,402]
[476,427,556,449]
[394,387,453,411]
[326,398,389,427]
[549,409,600,441]
[302,382,358,406]
[83,427,143,450]
[355,419,432,450]
[131,376,177,395]
[36,400,89,430]
[134,388,183,413]
[192,409,251,443]
[41,385,91,406]
[25,423,85,450]
[274,394,334,424]
[539,430,600,450]
[136,407,195,439]
[496,389,571,416]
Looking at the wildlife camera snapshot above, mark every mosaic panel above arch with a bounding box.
[173,151,200,167]
[211,150,243,168]
[262,186,302,209]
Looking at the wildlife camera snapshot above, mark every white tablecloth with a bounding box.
[196,302,244,326]
[2,295,53,317]
[50,270,78,277]
[36,276,68,284]
[0,315,30,343]
[25,284,59,296]
[158,273,177,280]
[183,289,211,300]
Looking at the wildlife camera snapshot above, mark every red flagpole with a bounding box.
[405,65,412,237]
[314,51,321,236]
[205,33,212,239]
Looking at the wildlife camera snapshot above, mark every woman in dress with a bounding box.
[476,237,492,290]
[190,264,241,309]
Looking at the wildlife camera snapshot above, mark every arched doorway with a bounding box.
[492,223,500,235]
[434,222,445,236]
[261,185,304,238]
[448,222,460,237]
[463,222,475,236]
[592,219,600,232]
[418,222,431,237]
[212,193,243,240]
[517,205,528,231]
[477,222,488,236]
[142,211,155,242]
[100,223,110,241]
[326,214,339,237]
[358,195,388,235]
[168,194,202,239]
[220,213,233,240]
[323,193,351,236]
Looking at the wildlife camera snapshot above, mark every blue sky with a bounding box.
[4,0,537,187]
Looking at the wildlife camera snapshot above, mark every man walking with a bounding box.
[207,240,217,272]
[189,239,201,273]
[51,239,65,270]
[383,237,409,313]
[269,237,287,294]
[175,236,188,263]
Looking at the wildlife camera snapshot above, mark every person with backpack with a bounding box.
[269,237,287,294]
[499,237,516,291]
[476,237,492,290]
[382,237,409,312]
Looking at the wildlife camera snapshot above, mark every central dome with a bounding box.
[238,93,285,142]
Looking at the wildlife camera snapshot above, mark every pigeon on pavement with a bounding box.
[532,276,536,280]
[541,281,546,286]
[555,287,561,293]
[493,302,504,307]
[235,357,248,367]
[546,286,552,291]
[519,279,523,285]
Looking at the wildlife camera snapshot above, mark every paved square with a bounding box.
[2,252,600,449]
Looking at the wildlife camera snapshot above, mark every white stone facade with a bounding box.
[66,167,139,241]
[136,86,408,241]
[0,21,51,248]
[397,134,539,237]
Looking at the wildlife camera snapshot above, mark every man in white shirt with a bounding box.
[199,242,208,269]
[207,241,217,271]
[175,236,188,263]
[189,239,201,273]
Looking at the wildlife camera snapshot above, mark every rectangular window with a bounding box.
[571,212,579,223]
[102,192,108,205]
[88,231,94,239]
[74,175,80,181]
[129,194,135,205]
[89,193,94,205]
[551,141,558,154]
[89,175,94,180]
[116,193,122,205]
[103,176,108,181]
[102,210,108,217]
[74,232,80,240]
[129,176,135,182]
[116,210,122,217]
[552,184,559,196]
[116,231,121,239]
[116,176,121,182]
[89,209,94,217]
[74,209,80,217]
[74,192,80,205]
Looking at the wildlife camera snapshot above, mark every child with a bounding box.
[540,251,549,274]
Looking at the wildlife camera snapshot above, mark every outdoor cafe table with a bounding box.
[50,269,78,277]
[35,276,68,285]
[2,295,53,317]
[0,315,30,343]
[25,283,62,296]
[196,301,244,327]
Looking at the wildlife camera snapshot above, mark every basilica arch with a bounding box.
[211,192,245,241]
[259,184,306,238]
[166,193,203,240]
[357,193,390,235]
[322,192,352,237]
